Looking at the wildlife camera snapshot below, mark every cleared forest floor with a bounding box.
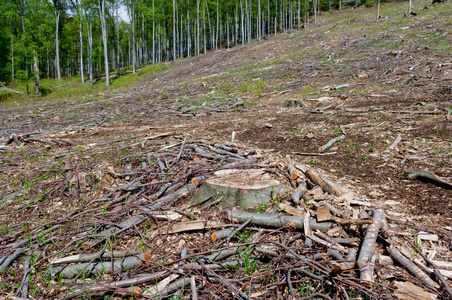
[0,0,451,299]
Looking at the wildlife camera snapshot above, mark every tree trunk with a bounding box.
[99,0,109,86]
[79,7,85,84]
[10,26,14,81]
[376,0,380,22]
[55,9,62,81]
[240,0,244,45]
[216,0,219,50]
[117,0,120,76]
[196,0,200,56]
[173,0,176,60]
[132,0,136,73]
[187,0,191,57]
[258,0,261,40]
[203,0,206,53]
[87,17,93,86]
[153,0,155,63]
[34,51,39,94]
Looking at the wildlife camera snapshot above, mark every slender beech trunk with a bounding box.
[267,0,270,35]
[87,17,93,86]
[187,0,191,57]
[173,0,176,60]
[79,5,85,84]
[132,0,136,73]
[153,0,155,63]
[10,26,14,81]
[99,0,109,86]
[240,0,244,45]
[298,0,300,28]
[34,50,39,94]
[203,0,206,53]
[116,0,120,76]
[180,9,183,58]
[227,13,229,48]
[235,4,239,45]
[216,0,219,50]
[376,0,380,22]
[258,0,261,41]
[196,0,200,56]
[55,9,61,81]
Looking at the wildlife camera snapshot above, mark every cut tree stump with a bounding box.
[190,169,287,209]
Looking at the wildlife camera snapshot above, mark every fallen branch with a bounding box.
[357,209,385,285]
[405,169,452,189]
[228,210,332,232]
[387,246,439,289]
[0,84,23,94]
[0,248,22,271]
[50,250,143,265]
[48,253,151,279]
[319,135,345,153]
[407,240,452,298]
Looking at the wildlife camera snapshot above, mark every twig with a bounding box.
[191,276,198,300]
[319,135,345,153]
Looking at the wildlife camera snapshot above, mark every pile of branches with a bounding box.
[0,134,451,300]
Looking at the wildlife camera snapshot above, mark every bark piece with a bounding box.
[317,206,331,222]
[168,220,225,234]
[279,202,305,217]
[393,281,438,300]
[191,169,287,209]
[228,210,332,231]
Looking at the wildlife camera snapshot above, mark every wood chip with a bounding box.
[317,206,331,222]
[418,231,438,241]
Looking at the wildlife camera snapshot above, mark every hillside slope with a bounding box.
[0,0,451,298]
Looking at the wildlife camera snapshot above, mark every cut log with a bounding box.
[284,154,299,180]
[191,169,287,209]
[305,168,343,196]
[357,209,385,285]
[228,210,332,232]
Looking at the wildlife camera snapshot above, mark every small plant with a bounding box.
[240,249,259,275]
[299,281,312,296]
[413,232,422,254]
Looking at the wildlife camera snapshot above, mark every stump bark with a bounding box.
[191,169,287,209]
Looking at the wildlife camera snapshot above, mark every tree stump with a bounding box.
[191,169,287,209]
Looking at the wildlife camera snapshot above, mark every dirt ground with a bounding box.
[0,0,451,298]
